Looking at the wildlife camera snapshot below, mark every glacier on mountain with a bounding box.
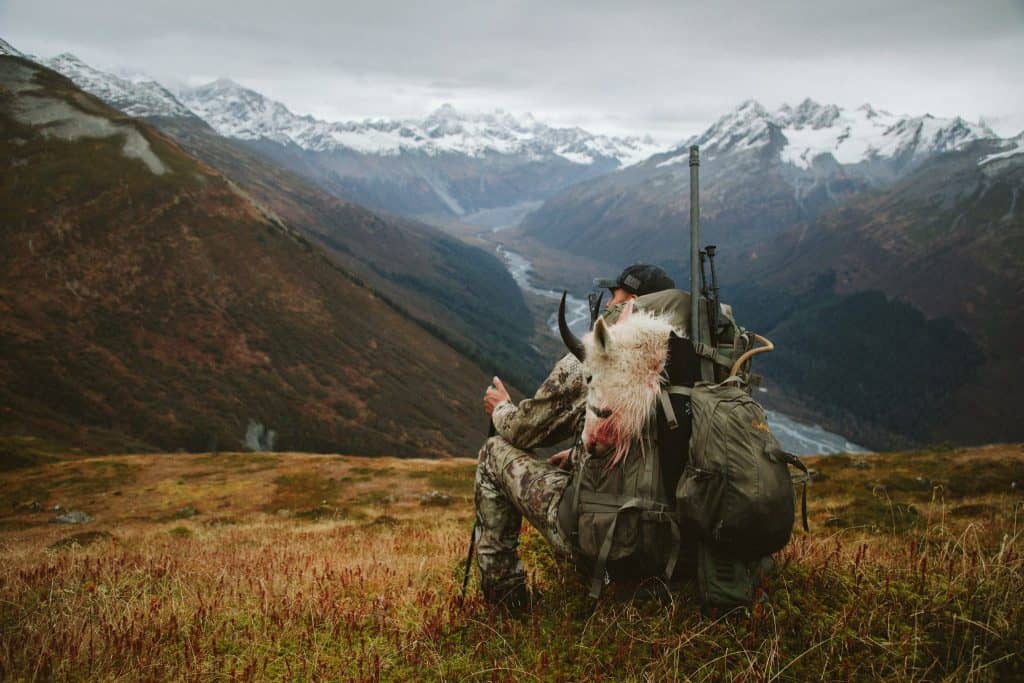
[979,134,1024,166]
[656,98,996,171]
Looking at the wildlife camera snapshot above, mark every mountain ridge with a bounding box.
[178,78,661,166]
[34,48,663,221]
[0,53,498,456]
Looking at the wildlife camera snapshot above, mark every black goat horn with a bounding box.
[559,292,585,362]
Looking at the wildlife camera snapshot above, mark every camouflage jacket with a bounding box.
[490,302,630,451]
[491,352,587,451]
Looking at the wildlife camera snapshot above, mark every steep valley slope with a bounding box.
[0,55,497,456]
[735,141,1024,448]
[150,115,545,390]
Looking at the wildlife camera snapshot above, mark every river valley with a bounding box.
[474,217,867,456]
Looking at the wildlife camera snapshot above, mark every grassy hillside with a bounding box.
[1,444,1021,680]
[0,56,494,456]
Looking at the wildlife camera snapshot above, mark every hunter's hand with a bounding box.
[548,448,572,471]
[483,377,510,416]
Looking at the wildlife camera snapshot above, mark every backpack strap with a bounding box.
[658,390,677,430]
[660,513,681,582]
[585,496,644,599]
[692,342,735,370]
[579,492,679,599]
[779,452,810,532]
[657,385,692,431]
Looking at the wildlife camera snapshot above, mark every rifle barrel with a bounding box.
[689,146,700,339]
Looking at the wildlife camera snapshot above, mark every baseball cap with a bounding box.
[594,264,675,296]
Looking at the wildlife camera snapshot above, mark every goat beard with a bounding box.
[581,310,673,468]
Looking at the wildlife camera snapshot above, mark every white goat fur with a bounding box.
[581,306,675,467]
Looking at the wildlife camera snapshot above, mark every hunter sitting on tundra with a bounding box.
[475,264,675,607]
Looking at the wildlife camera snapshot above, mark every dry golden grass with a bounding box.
[1,445,1022,681]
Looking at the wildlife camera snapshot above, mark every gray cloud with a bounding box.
[3,0,1023,142]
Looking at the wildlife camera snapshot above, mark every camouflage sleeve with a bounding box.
[491,353,586,450]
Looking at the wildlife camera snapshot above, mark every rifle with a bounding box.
[689,146,714,381]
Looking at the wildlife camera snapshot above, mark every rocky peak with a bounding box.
[426,102,459,120]
[42,52,193,119]
[857,103,879,119]
[785,98,842,129]
[688,99,776,156]
[0,37,25,58]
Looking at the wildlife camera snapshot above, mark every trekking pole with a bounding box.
[460,522,477,606]
[460,422,495,606]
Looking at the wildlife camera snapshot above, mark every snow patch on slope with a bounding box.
[7,62,166,174]
[43,53,193,119]
[979,134,1024,166]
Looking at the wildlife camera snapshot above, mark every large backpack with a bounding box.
[678,377,809,609]
[564,289,808,606]
[678,378,809,561]
[564,330,698,599]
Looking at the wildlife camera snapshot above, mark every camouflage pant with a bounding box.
[474,435,574,598]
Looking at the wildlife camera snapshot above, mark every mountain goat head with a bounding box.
[559,294,674,467]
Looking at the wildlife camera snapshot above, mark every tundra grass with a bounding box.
[0,445,1021,681]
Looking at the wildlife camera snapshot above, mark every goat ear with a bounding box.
[593,317,611,352]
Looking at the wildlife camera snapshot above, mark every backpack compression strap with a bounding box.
[692,343,735,371]
[580,494,680,599]
[657,385,692,430]
[782,453,810,533]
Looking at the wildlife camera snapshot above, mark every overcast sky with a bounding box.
[3,0,1023,142]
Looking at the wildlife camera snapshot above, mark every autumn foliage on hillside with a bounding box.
[1,56,494,456]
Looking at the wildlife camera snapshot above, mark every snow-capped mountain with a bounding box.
[33,50,665,219]
[979,132,1024,167]
[776,99,993,169]
[42,53,194,119]
[520,97,1011,272]
[0,38,25,58]
[178,79,661,166]
[658,98,995,172]
[30,44,1014,224]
